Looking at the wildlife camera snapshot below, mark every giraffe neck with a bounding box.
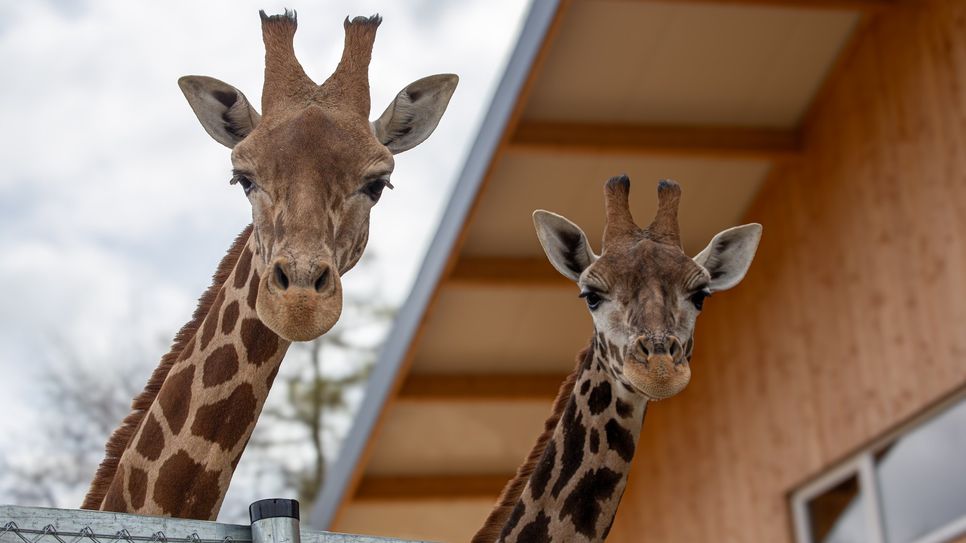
[96,230,292,519]
[496,340,648,543]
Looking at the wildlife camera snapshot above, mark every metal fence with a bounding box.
[0,505,428,543]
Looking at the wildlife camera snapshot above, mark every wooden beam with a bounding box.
[398,373,569,402]
[509,120,802,160]
[447,257,571,288]
[353,474,511,501]
[601,0,895,12]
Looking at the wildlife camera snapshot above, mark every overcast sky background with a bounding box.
[0,0,529,499]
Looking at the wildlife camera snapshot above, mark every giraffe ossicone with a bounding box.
[473,176,762,543]
[82,10,457,520]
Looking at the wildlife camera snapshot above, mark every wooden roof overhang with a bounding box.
[310,1,889,541]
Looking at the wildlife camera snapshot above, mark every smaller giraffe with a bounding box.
[473,176,762,542]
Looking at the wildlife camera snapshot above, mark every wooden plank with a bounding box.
[508,120,802,160]
[447,257,571,288]
[353,474,511,501]
[397,373,568,401]
[605,0,895,12]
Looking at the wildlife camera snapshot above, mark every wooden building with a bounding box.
[312,0,966,541]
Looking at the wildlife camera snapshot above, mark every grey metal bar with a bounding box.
[249,499,299,543]
[307,0,563,530]
[0,506,427,543]
[251,518,300,543]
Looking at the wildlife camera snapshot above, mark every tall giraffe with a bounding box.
[472,176,762,542]
[81,11,458,520]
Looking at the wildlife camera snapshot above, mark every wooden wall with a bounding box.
[609,0,966,541]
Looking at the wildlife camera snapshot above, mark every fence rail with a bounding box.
[0,506,428,543]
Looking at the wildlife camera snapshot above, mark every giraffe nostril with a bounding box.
[273,263,290,291]
[637,337,650,358]
[314,266,330,293]
[669,339,681,358]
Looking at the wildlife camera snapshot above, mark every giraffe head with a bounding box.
[176,11,457,341]
[534,175,761,400]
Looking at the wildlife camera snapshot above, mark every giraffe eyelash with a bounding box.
[230,170,257,195]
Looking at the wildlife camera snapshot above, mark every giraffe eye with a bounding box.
[579,290,603,311]
[690,289,711,311]
[230,172,256,196]
[361,178,393,202]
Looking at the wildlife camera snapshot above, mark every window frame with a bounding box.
[790,389,966,543]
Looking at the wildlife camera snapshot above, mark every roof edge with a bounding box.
[308,0,563,529]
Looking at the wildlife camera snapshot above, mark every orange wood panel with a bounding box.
[397,373,568,401]
[446,257,570,288]
[608,1,966,541]
[354,474,510,501]
[508,121,802,160]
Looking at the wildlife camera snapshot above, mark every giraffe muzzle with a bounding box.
[625,335,691,400]
[255,258,344,341]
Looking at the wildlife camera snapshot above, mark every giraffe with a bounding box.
[81,11,458,520]
[472,176,762,542]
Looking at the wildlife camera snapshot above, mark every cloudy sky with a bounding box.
[0,0,529,499]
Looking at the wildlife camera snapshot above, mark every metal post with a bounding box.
[250,499,301,543]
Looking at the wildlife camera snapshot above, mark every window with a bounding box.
[791,393,966,543]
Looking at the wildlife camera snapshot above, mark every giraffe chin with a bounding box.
[255,274,344,342]
[624,354,691,401]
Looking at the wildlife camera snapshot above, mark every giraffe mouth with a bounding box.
[624,354,691,400]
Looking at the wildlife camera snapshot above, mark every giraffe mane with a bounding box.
[81,224,254,510]
[470,345,590,543]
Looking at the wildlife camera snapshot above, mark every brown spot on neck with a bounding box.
[230,435,252,472]
[135,414,165,461]
[265,364,281,388]
[551,396,585,499]
[247,270,260,310]
[234,247,253,290]
[515,511,552,543]
[99,467,127,512]
[190,384,258,451]
[200,289,226,350]
[180,337,196,361]
[202,345,240,388]
[221,301,240,334]
[159,365,195,435]
[241,318,280,366]
[605,419,635,462]
[153,450,221,519]
[559,467,623,539]
[128,468,148,509]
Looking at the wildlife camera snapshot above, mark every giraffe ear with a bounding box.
[533,210,598,282]
[693,223,762,292]
[178,76,261,149]
[372,74,458,154]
